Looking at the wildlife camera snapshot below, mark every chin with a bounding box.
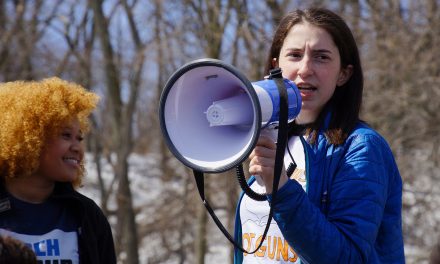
[56,174,78,183]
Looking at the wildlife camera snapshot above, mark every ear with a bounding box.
[271,58,278,69]
[337,65,353,86]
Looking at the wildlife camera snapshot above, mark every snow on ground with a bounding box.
[80,153,230,263]
[79,153,433,263]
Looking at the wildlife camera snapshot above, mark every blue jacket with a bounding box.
[234,122,405,263]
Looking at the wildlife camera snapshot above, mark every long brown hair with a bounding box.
[265,8,363,145]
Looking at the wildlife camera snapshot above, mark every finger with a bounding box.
[249,163,274,178]
[249,155,275,168]
[249,153,275,178]
[256,135,277,150]
[249,144,276,159]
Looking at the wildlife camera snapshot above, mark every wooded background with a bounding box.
[1,0,439,263]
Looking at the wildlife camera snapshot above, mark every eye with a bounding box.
[77,135,84,142]
[314,52,331,62]
[287,51,303,60]
[62,132,72,139]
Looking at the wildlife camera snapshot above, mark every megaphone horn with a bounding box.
[159,58,301,174]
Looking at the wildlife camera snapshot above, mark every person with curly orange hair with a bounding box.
[0,77,116,263]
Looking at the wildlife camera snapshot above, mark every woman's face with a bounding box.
[276,22,352,123]
[36,118,84,183]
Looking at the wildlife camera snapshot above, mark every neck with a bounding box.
[296,111,317,125]
[5,176,54,204]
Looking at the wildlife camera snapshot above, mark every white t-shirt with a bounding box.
[240,136,306,263]
[0,229,79,263]
[0,195,79,264]
[284,136,306,191]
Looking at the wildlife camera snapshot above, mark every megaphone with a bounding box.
[159,58,301,254]
[159,58,301,174]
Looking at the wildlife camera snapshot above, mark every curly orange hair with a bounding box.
[0,77,99,187]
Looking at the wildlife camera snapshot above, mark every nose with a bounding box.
[70,139,83,153]
[297,56,313,78]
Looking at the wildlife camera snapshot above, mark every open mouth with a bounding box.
[297,84,317,91]
[63,157,80,165]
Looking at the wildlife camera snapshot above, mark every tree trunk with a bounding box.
[195,197,208,264]
[90,0,139,263]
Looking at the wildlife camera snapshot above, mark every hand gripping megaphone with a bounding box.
[158,58,301,253]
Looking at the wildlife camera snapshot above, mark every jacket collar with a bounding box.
[0,181,12,213]
[0,197,11,213]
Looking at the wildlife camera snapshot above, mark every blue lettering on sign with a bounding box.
[33,239,60,256]
[36,260,72,264]
[47,239,60,256]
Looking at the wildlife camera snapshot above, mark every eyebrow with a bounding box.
[285,48,333,54]
[314,49,332,54]
[61,126,83,134]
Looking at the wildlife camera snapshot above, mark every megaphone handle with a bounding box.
[193,169,274,254]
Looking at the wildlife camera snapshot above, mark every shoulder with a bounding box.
[72,190,107,218]
[338,122,400,182]
[71,190,114,238]
[344,122,394,158]
[348,122,387,143]
[54,183,106,217]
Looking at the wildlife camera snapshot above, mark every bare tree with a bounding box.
[180,1,237,263]
[90,0,144,262]
[3,1,439,262]
[360,1,440,260]
[48,1,118,216]
[0,0,61,81]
